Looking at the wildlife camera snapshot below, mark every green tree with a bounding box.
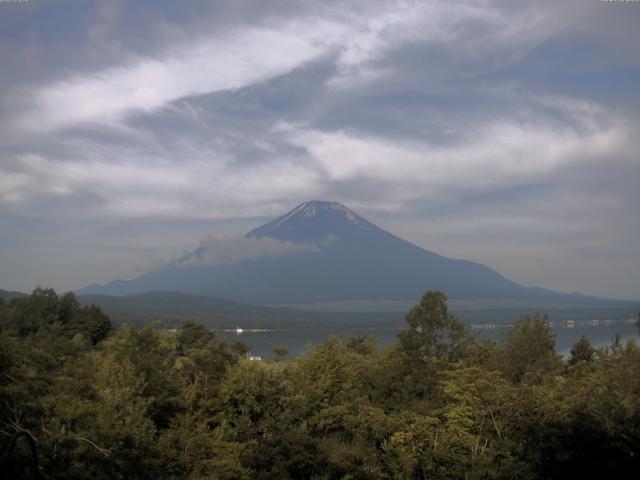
[345,335,377,355]
[0,288,111,344]
[395,291,467,399]
[272,344,289,360]
[218,361,294,442]
[503,314,561,383]
[240,430,326,480]
[70,302,112,345]
[176,320,214,352]
[174,322,238,412]
[292,337,373,437]
[568,336,596,365]
[157,413,247,479]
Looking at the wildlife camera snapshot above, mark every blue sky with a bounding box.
[0,0,639,299]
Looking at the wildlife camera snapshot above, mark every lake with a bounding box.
[217,317,639,359]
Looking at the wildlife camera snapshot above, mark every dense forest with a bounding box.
[1,288,639,479]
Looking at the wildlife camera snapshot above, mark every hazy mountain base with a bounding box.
[2,288,639,479]
[76,291,406,330]
[8,288,636,333]
[76,291,638,330]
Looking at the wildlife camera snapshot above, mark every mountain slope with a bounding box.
[77,201,616,305]
[0,288,28,302]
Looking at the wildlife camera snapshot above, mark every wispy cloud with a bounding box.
[15,1,589,130]
[283,96,626,207]
[173,234,332,268]
[20,25,334,131]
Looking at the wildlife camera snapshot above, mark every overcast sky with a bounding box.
[1,0,639,299]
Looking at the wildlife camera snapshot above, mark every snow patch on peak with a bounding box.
[325,201,348,210]
[249,200,373,241]
[298,201,361,225]
[246,200,390,244]
[345,210,359,225]
[301,204,316,218]
[319,202,361,225]
[270,202,306,230]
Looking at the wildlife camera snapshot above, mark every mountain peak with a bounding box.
[79,200,580,304]
[287,200,360,224]
[247,200,383,243]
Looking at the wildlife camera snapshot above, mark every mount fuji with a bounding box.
[77,201,608,305]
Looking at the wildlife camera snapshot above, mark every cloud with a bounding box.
[324,0,593,91]
[282,96,626,208]
[18,21,343,131]
[0,152,194,208]
[0,141,322,219]
[13,1,590,130]
[173,234,333,268]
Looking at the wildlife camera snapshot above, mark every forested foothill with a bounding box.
[1,288,639,479]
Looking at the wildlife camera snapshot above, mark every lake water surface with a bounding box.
[217,318,639,359]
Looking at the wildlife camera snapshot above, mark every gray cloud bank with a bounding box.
[0,0,639,299]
